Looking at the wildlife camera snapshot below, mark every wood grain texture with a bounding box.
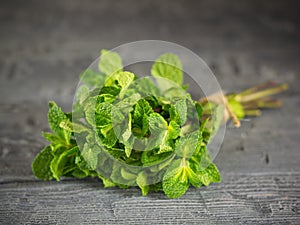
[0,0,300,224]
[1,173,299,225]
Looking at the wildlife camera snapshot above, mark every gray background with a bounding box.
[0,0,299,224]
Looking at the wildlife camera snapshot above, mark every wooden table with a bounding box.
[1,0,299,224]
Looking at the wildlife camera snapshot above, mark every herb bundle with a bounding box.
[32,50,287,198]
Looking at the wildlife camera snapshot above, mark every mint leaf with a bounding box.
[141,148,173,166]
[93,101,124,148]
[74,156,93,177]
[151,53,183,86]
[100,86,121,97]
[96,126,118,148]
[80,69,106,87]
[175,131,199,158]
[197,163,221,186]
[99,50,123,75]
[113,112,134,157]
[169,97,187,126]
[185,164,202,188]
[81,143,102,170]
[136,171,149,196]
[148,113,182,153]
[131,77,161,97]
[120,167,136,180]
[133,99,153,137]
[105,71,135,98]
[42,132,66,146]
[59,120,89,133]
[95,102,124,128]
[50,146,79,181]
[124,146,132,158]
[110,164,136,186]
[115,93,141,113]
[162,159,189,198]
[32,146,54,180]
[203,103,224,140]
[149,183,163,192]
[167,120,180,139]
[76,85,90,105]
[148,113,168,135]
[148,113,170,152]
[48,101,71,144]
[98,174,117,188]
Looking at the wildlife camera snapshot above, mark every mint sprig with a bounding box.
[32,50,286,198]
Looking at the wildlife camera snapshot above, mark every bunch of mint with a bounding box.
[32,50,221,198]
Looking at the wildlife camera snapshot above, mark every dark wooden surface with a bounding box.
[0,0,299,224]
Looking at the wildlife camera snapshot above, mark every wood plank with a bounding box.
[0,0,300,224]
[0,173,299,224]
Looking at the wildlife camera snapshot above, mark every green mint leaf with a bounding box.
[149,183,163,192]
[120,167,136,180]
[105,71,135,98]
[115,93,141,113]
[50,146,79,181]
[148,112,168,134]
[42,132,66,145]
[197,163,221,186]
[83,95,108,126]
[85,108,96,127]
[95,102,124,128]
[189,144,216,181]
[99,93,117,104]
[175,131,199,158]
[148,113,181,153]
[167,121,181,139]
[74,156,93,177]
[96,126,118,148]
[136,171,149,196]
[99,50,123,75]
[133,99,153,137]
[105,147,126,160]
[169,97,187,126]
[121,113,132,143]
[125,146,132,158]
[32,146,54,180]
[185,164,202,188]
[76,85,90,105]
[68,154,97,178]
[93,101,124,148]
[70,170,88,178]
[110,164,136,186]
[162,159,189,198]
[156,79,187,99]
[59,120,89,133]
[80,69,106,87]
[98,174,117,188]
[114,113,134,157]
[48,101,71,144]
[141,149,173,166]
[148,113,169,152]
[195,101,203,118]
[81,143,102,170]
[206,103,224,140]
[100,86,121,97]
[131,77,161,97]
[151,53,183,86]
[156,135,175,154]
